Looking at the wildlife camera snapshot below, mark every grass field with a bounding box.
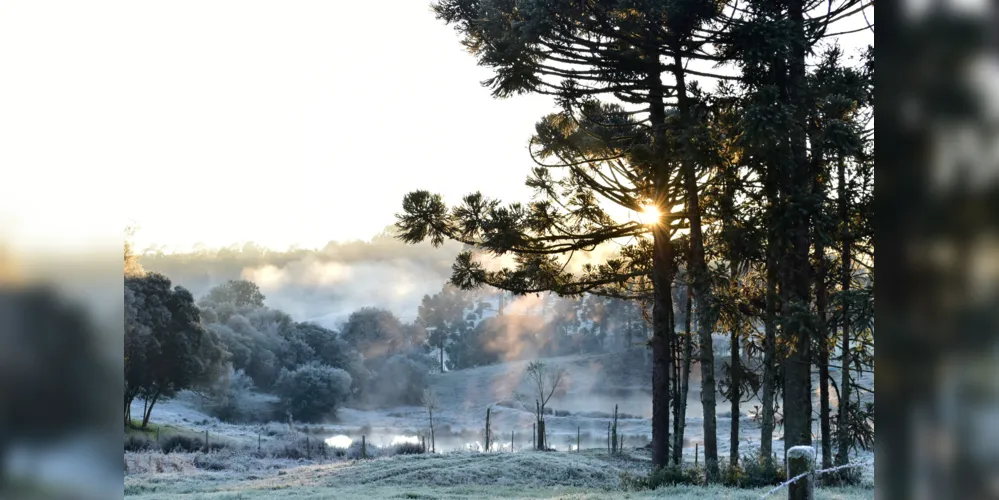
[124,350,874,500]
[124,449,874,499]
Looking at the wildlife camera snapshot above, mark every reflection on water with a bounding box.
[390,435,419,446]
[324,435,352,448]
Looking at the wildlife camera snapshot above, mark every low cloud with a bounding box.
[138,231,463,328]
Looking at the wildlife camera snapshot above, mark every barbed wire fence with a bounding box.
[759,459,873,499]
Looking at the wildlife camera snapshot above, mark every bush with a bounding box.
[201,369,259,423]
[391,442,425,455]
[734,454,787,488]
[346,440,377,460]
[362,349,433,406]
[124,434,155,452]
[158,434,226,453]
[160,435,202,453]
[274,362,352,422]
[721,454,786,488]
[821,464,863,486]
[124,451,195,474]
[266,437,335,460]
[620,464,702,490]
[192,451,233,471]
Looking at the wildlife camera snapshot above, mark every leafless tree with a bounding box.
[422,388,439,453]
[517,360,566,450]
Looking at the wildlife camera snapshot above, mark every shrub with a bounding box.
[821,464,863,486]
[274,363,352,422]
[124,434,155,452]
[346,440,378,460]
[391,442,425,455]
[620,464,702,490]
[266,437,333,460]
[201,369,259,423]
[124,451,195,474]
[362,349,434,406]
[722,454,786,488]
[160,435,203,453]
[192,451,231,471]
[158,434,226,454]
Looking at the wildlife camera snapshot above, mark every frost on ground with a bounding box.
[127,350,874,499]
[124,449,874,499]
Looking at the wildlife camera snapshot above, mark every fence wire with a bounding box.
[759,460,873,499]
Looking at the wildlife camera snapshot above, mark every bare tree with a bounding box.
[517,360,566,450]
[422,388,439,453]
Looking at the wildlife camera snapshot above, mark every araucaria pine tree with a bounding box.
[398,0,874,482]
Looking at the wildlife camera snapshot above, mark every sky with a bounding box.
[0,1,556,253]
[0,1,873,255]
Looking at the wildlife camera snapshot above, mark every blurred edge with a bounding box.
[0,229,123,499]
[879,0,999,499]
[0,0,997,499]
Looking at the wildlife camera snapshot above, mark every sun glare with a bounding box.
[637,203,662,225]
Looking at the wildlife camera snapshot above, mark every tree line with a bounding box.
[395,0,874,488]
[124,231,659,426]
[125,234,434,425]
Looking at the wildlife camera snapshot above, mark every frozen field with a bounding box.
[137,349,872,461]
[124,448,874,499]
[126,349,874,498]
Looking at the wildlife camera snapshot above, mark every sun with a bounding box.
[637,203,662,225]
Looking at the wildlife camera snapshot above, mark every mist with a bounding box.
[138,228,464,328]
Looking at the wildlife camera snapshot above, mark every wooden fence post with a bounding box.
[611,404,618,455]
[786,446,816,500]
[485,407,491,452]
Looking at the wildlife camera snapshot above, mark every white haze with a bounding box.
[138,230,463,327]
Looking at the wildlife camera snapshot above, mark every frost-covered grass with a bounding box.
[127,351,874,499]
[124,449,874,499]
[130,351,874,473]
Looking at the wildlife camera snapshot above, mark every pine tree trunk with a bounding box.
[440,343,445,373]
[760,188,779,462]
[809,91,833,472]
[815,203,832,470]
[673,53,719,481]
[673,289,693,465]
[647,63,674,471]
[651,250,673,467]
[730,324,740,468]
[781,0,815,476]
[672,315,682,460]
[836,159,853,466]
